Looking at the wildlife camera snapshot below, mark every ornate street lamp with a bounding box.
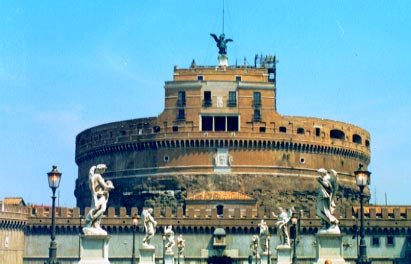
[290,214,299,264]
[355,164,371,264]
[131,214,138,264]
[162,232,167,264]
[45,165,62,264]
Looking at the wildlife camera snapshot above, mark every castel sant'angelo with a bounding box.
[74,32,370,214]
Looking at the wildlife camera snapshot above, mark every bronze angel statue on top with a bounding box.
[210,33,233,55]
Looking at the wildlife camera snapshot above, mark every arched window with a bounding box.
[352,134,362,144]
[330,129,345,140]
[297,128,305,134]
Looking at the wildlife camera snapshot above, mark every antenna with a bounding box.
[222,0,225,34]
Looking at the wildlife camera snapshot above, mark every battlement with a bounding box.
[25,205,411,233]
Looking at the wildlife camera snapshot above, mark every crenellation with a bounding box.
[370,207,377,219]
[108,207,115,217]
[394,208,401,219]
[119,207,127,217]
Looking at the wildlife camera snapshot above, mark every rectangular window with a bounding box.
[214,116,226,131]
[177,109,185,120]
[228,91,237,106]
[253,92,261,106]
[204,91,212,107]
[260,127,266,133]
[178,91,186,106]
[235,76,241,81]
[371,237,380,247]
[197,75,203,81]
[227,116,239,131]
[315,127,321,137]
[202,116,213,131]
[172,126,178,132]
[254,109,261,121]
[387,236,395,246]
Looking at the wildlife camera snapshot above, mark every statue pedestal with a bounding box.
[176,255,184,264]
[78,235,110,264]
[165,251,175,264]
[218,54,228,67]
[260,251,272,264]
[139,246,156,264]
[276,246,292,264]
[314,232,346,264]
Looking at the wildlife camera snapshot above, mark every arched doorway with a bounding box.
[207,255,233,264]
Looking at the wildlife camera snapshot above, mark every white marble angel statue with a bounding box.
[250,235,259,256]
[141,208,157,248]
[316,168,340,233]
[164,225,175,253]
[83,164,114,236]
[177,234,185,256]
[272,207,295,247]
[258,219,269,253]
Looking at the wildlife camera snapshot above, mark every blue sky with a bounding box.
[1,1,410,207]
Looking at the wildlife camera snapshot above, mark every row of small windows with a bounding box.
[371,236,395,247]
[177,91,261,108]
[80,125,369,148]
[196,75,242,82]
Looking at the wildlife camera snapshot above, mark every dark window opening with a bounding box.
[387,236,394,246]
[260,127,266,133]
[204,91,212,106]
[172,126,178,132]
[197,75,204,81]
[297,128,305,134]
[215,116,226,131]
[227,116,239,131]
[153,126,160,133]
[235,76,241,81]
[177,91,186,106]
[253,109,261,121]
[353,134,362,144]
[279,126,287,133]
[330,129,345,140]
[372,237,380,247]
[202,116,213,131]
[177,109,185,120]
[228,91,237,106]
[216,204,224,215]
[253,92,261,106]
[365,139,370,148]
[315,127,321,137]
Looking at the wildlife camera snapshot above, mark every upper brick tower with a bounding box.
[75,48,370,213]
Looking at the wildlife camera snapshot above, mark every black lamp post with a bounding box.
[162,232,166,264]
[78,215,84,259]
[291,214,299,264]
[355,164,371,264]
[267,233,271,264]
[45,165,62,264]
[131,214,138,264]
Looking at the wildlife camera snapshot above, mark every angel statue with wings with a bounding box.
[316,168,340,233]
[210,33,233,55]
[272,207,295,247]
[141,208,157,248]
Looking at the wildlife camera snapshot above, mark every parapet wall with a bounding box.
[26,205,411,233]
